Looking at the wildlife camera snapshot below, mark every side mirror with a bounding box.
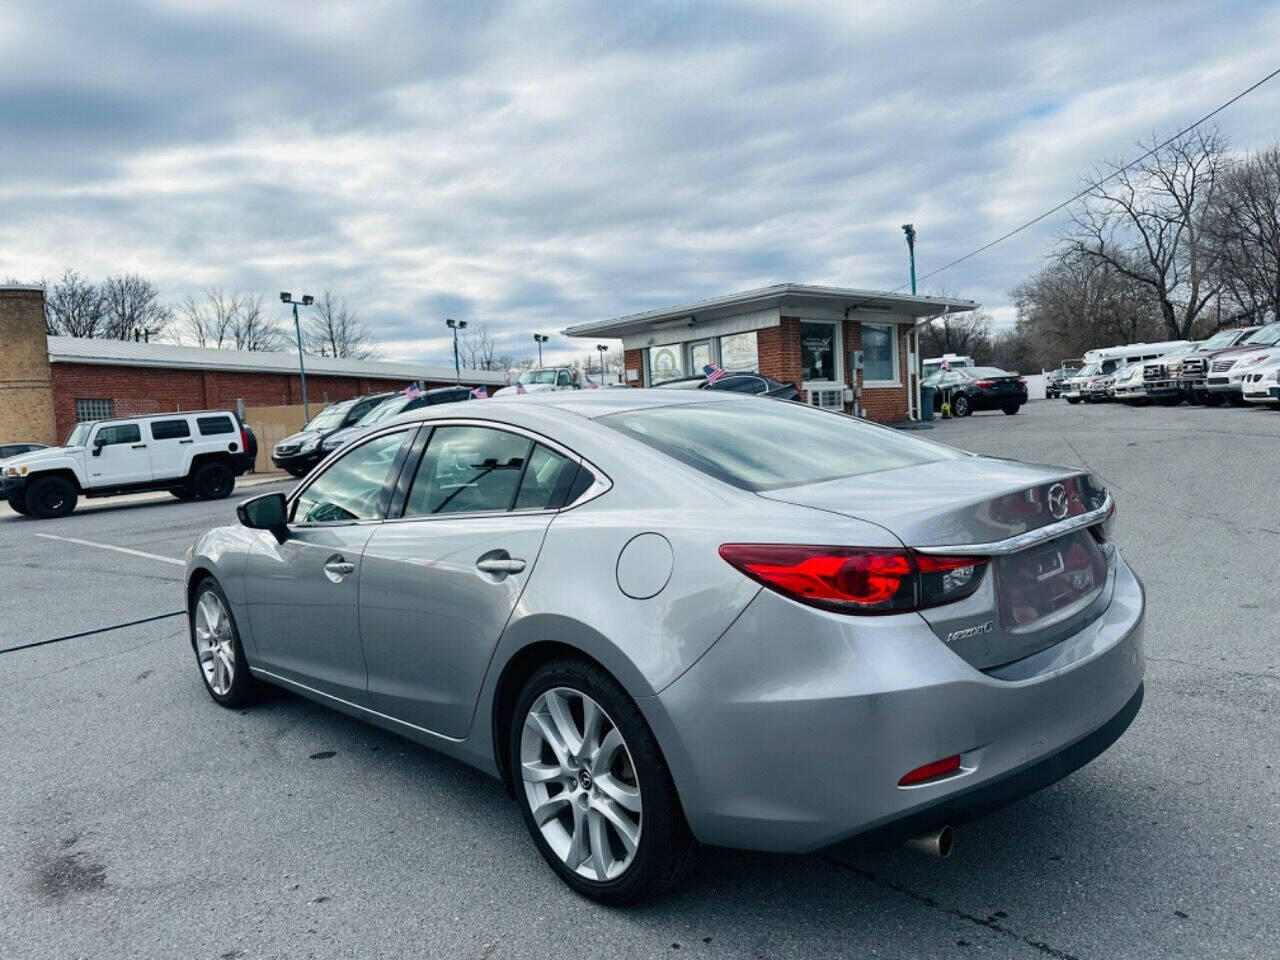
[92,436,105,456]
[236,492,289,540]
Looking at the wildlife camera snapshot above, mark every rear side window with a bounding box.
[150,419,191,440]
[712,375,766,394]
[197,416,235,436]
[513,444,579,510]
[404,426,531,516]
[96,424,141,446]
[601,400,959,492]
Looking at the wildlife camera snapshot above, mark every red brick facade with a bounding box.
[620,320,912,423]
[48,363,457,441]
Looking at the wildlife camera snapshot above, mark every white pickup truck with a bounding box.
[2,410,255,519]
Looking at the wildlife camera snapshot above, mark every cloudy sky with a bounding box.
[3,0,1279,367]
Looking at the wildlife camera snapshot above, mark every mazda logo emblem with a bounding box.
[1047,483,1069,520]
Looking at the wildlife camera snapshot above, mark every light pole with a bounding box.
[280,292,315,419]
[446,318,467,383]
[595,343,609,386]
[533,333,549,367]
[901,224,917,295]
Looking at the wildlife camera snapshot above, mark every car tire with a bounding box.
[192,462,235,500]
[1202,393,1222,407]
[1159,395,1182,407]
[1001,404,1021,415]
[170,487,198,500]
[1065,397,1080,405]
[952,394,971,417]
[285,466,308,479]
[190,578,256,708]
[24,476,77,519]
[8,497,31,516]
[509,658,697,904]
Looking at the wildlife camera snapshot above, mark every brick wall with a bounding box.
[0,288,58,445]
[48,363,457,440]
[623,348,645,387]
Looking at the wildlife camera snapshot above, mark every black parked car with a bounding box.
[318,386,473,455]
[655,371,803,400]
[1044,367,1079,399]
[271,393,396,477]
[0,442,48,461]
[923,366,1028,416]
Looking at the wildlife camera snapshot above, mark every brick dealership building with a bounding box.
[564,284,977,422]
[0,285,506,445]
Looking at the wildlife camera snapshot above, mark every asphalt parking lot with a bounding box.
[2,401,1278,960]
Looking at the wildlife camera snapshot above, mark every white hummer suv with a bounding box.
[2,410,254,519]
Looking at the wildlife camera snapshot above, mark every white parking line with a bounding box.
[34,533,185,566]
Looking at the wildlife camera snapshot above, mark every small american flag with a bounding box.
[588,379,600,390]
[470,386,488,399]
[703,363,729,384]
[404,383,420,399]
[941,359,951,371]
[515,382,527,395]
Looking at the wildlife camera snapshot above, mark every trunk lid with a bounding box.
[758,458,1114,669]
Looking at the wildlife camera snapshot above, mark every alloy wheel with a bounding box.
[520,687,642,882]
[194,590,236,696]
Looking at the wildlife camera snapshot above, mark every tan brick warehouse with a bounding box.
[0,286,58,445]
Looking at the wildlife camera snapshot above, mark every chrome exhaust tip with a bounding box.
[905,824,954,858]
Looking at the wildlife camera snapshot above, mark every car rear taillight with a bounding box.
[240,428,250,454]
[972,379,995,388]
[718,544,989,615]
[1017,378,1027,387]
[1090,499,1117,543]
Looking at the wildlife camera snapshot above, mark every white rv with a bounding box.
[921,353,974,378]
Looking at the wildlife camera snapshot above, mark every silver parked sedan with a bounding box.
[185,390,1144,903]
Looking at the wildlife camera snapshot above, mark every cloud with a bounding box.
[2,0,1279,363]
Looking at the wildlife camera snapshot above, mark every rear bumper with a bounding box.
[645,554,1145,853]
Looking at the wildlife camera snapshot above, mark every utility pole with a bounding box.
[446,317,467,383]
[534,333,549,367]
[902,224,917,295]
[279,292,315,419]
[595,343,609,386]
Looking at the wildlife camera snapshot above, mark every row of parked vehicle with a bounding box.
[1045,321,1280,409]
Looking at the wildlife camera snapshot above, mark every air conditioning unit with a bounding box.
[807,388,844,410]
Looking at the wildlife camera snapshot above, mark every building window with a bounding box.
[861,323,898,384]
[718,331,759,371]
[75,398,115,422]
[689,341,712,375]
[800,321,839,383]
[648,344,685,384]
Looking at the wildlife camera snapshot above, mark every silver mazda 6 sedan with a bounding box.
[185,389,1144,903]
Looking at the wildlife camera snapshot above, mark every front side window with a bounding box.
[602,400,960,492]
[557,371,572,387]
[861,323,897,383]
[719,331,759,372]
[292,430,410,524]
[404,426,532,516]
[799,322,837,382]
[150,419,191,440]
[95,424,142,446]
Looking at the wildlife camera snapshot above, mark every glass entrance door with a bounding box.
[689,340,712,376]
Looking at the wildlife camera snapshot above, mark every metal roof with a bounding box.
[562,283,978,339]
[45,336,509,385]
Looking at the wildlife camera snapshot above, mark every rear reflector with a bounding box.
[718,544,988,614]
[899,754,962,786]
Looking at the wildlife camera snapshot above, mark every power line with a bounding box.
[899,62,1280,295]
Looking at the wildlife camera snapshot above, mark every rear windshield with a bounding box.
[600,400,961,491]
[963,367,1012,378]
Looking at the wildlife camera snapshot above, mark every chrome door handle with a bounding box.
[324,560,355,576]
[476,558,526,574]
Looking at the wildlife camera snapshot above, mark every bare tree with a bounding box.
[459,321,514,372]
[305,289,373,359]
[45,269,106,337]
[179,288,282,351]
[100,273,171,341]
[230,292,284,352]
[918,307,993,359]
[1207,145,1280,325]
[1067,126,1227,340]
